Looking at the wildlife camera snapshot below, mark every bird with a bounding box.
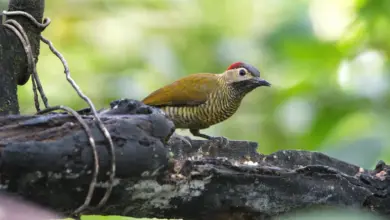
[142,62,271,143]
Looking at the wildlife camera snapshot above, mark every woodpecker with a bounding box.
[142,62,271,141]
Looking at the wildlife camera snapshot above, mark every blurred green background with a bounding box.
[10,0,390,167]
[2,0,390,219]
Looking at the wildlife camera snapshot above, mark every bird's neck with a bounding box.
[216,76,245,105]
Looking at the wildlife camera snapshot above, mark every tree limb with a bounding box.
[0,99,389,220]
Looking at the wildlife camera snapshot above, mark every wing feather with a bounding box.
[142,73,219,107]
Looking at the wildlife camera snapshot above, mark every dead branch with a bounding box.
[0,99,389,220]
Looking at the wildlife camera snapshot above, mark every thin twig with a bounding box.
[2,10,50,29]
[40,36,116,210]
[31,73,40,111]
[37,106,99,214]
[2,10,117,214]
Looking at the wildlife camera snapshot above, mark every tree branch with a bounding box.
[0,99,389,220]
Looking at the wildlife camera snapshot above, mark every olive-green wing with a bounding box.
[142,73,219,107]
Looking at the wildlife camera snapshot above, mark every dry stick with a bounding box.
[2,10,116,213]
[31,73,40,111]
[2,10,99,213]
[2,11,98,213]
[2,11,98,212]
[37,105,99,214]
[40,35,116,210]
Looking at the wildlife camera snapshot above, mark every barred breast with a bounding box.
[161,89,242,129]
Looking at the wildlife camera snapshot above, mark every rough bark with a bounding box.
[0,99,389,220]
[0,0,45,115]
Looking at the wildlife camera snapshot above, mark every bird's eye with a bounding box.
[239,69,246,76]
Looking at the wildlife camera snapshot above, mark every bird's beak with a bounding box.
[252,77,271,87]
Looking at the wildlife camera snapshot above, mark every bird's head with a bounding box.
[222,62,271,94]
